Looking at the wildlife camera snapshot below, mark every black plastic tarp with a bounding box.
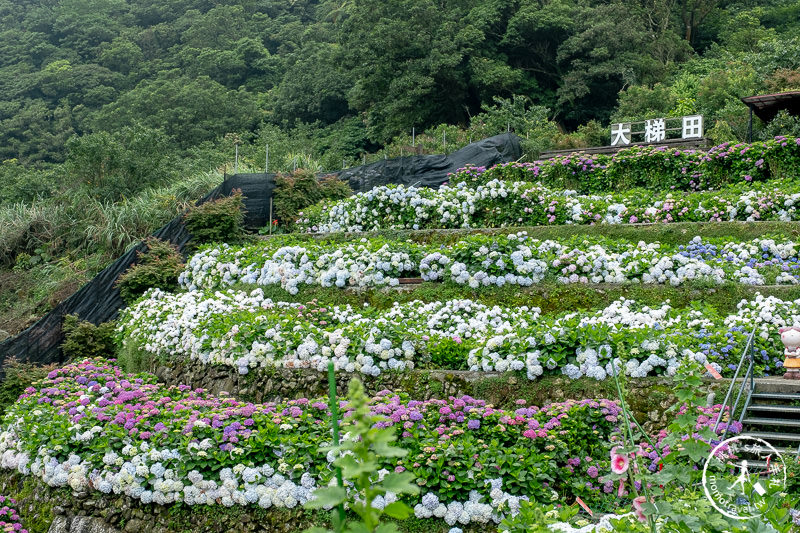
[334,133,521,192]
[0,134,520,368]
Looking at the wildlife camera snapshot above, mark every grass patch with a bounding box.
[117,338,160,374]
[232,280,800,315]
[0,259,90,337]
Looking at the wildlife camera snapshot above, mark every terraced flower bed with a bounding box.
[449,137,800,193]
[181,233,800,294]
[295,179,800,233]
[118,289,792,379]
[0,359,737,529]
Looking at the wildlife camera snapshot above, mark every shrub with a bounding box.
[183,189,246,245]
[62,314,117,360]
[271,170,351,229]
[761,110,800,141]
[115,237,184,303]
[0,359,56,417]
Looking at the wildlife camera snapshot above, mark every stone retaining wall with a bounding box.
[147,358,728,433]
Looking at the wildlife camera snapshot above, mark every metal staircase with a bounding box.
[740,391,800,457]
[714,326,800,464]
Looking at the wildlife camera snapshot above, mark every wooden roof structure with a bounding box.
[741,90,800,122]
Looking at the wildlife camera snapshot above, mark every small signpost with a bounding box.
[610,115,703,146]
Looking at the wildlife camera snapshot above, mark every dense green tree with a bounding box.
[273,42,350,125]
[339,0,479,142]
[0,0,796,164]
[64,124,173,201]
[93,72,261,148]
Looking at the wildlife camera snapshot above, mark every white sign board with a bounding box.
[610,115,703,146]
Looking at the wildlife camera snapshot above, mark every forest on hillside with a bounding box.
[1,0,799,168]
[1,0,800,339]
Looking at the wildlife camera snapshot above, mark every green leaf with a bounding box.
[380,472,420,495]
[680,439,711,462]
[344,522,372,533]
[374,524,401,533]
[373,441,408,458]
[674,413,698,428]
[304,486,347,509]
[382,501,413,520]
[336,455,378,477]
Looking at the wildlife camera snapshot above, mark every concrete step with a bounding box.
[741,431,800,443]
[743,417,800,429]
[750,392,800,403]
[746,404,800,417]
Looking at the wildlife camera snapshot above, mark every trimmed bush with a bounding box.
[115,238,184,303]
[271,170,351,230]
[183,189,246,245]
[61,314,116,360]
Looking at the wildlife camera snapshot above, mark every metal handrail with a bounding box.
[713,325,758,440]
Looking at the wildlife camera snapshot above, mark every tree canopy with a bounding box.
[0,0,798,165]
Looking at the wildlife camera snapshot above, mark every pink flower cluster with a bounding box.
[0,496,27,533]
[10,359,625,505]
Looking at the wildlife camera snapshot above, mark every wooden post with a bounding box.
[412,127,415,147]
[268,197,273,236]
[234,144,239,174]
[265,144,269,173]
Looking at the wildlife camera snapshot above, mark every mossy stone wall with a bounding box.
[148,359,728,433]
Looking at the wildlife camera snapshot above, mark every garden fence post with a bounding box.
[268,197,273,236]
[265,144,269,173]
[235,144,239,174]
[412,127,415,147]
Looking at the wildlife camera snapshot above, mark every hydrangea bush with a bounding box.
[296,178,800,233]
[0,495,27,533]
[117,289,791,379]
[449,136,800,193]
[0,359,627,527]
[180,233,800,293]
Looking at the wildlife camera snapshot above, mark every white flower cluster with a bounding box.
[181,241,416,294]
[413,478,526,526]
[0,427,539,527]
[296,180,800,233]
[119,288,791,381]
[0,433,315,510]
[726,293,800,340]
[179,234,800,293]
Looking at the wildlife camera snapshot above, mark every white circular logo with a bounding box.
[702,435,787,520]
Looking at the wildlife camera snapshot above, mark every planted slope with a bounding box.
[182,233,800,294]
[118,289,791,379]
